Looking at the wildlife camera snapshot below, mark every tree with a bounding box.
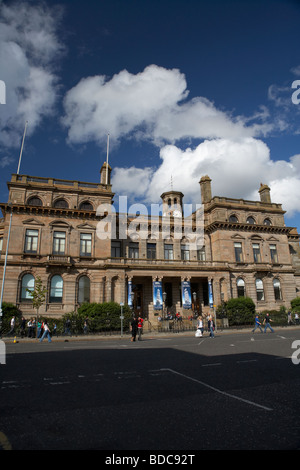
[27,276,47,337]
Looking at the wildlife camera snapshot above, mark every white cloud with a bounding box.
[63,64,272,147]
[0,1,64,148]
[111,138,300,218]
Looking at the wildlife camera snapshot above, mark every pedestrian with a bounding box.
[37,320,42,339]
[20,317,26,337]
[196,315,203,337]
[8,316,15,335]
[208,315,215,338]
[27,318,33,338]
[252,314,263,333]
[53,323,57,336]
[263,312,274,333]
[83,318,88,334]
[63,318,72,336]
[288,311,293,326]
[295,312,299,325]
[39,321,52,343]
[131,316,138,342]
[137,316,143,340]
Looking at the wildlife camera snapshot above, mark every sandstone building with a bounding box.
[0,163,299,322]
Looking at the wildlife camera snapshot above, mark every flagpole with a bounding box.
[0,121,28,333]
[106,133,109,185]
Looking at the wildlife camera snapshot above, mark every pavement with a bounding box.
[2,324,300,343]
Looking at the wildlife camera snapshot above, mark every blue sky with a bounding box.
[1,0,300,231]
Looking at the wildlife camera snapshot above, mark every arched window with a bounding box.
[236,278,245,297]
[78,276,90,304]
[27,196,42,206]
[54,199,69,209]
[264,218,272,226]
[247,216,256,224]
[256,278,264,301]
[21,273,35,301]
[50,275,63,303]
[273,278,282,300]
[229,214,238,223]
[79,201,93,211]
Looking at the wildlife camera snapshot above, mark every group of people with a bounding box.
[196,315,215,338]
[7,316,54,342]
[130,316,144,341]
[252,313,274,333]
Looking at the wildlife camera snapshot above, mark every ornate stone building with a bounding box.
[0,163,299,322]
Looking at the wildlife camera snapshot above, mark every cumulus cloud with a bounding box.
[62,64,273,147]
[111,138,300,218]
[0,0,64,148]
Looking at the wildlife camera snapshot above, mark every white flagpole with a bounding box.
[106,133,110,185]
[0,121,28,329]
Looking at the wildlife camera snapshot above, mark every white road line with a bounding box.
[160,368,273,411]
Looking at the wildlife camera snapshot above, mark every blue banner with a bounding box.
[153,281,163,310]
[128,280,133,307]
[208,280,214,308]
[181,281,192,309]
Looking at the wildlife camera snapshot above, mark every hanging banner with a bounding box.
[208,280,214,308]
[128,280,133,307]
[153,281,163,310]
[181,281,192,309]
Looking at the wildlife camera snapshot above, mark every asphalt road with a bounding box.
[1,328,300,453]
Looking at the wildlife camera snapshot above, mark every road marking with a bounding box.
[161,368,273,411]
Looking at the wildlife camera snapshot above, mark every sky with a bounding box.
[1,0,300,231]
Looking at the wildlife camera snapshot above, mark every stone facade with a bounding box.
[0,165,299,321]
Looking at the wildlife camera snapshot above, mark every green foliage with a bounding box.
[0,302,22,332]
[62,302,133,333]
[291,297,300,310]
[218,297,255,326]
[27,276,47,313]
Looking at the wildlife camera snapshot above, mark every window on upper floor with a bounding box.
[164,243,173,260]
[0,236,3,253]
[234,242,243,262]
[129,242,139,259]
[247,216,256,224]
[111,241,121,258]
[54,199,69,209]
[269,244,278,263]
[79,201,93,211]
[27,196,42,206]
[264,218,272,226]
[252,243,261,263]
[80,233,92,257]
[24,229,39,253]
[197,247,206,261]
[181,244,190,261]
[53,231,66,255]
[147,243,156,260]
[229,214,238,223]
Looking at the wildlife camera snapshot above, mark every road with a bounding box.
[1,328,300,452]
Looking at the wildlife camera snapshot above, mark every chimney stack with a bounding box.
[199,175,212,204]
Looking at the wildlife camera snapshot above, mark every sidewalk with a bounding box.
[2,324,300,343]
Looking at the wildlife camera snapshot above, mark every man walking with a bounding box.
[263,312,274,333]
[252,314,263,333]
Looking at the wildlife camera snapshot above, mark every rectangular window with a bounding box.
[147,243,156,260]
[129,242,139,259]
[234,242,243,262]
[181,245,190,260]
[252,243,261,263]
[53,231,66,255]
[80,233,92,256]
[164,243,173,260]
[0,236,3,254]
[24,229,39,253]
[270,244,278,263]
[197,247,206,261]
[111,241,121,257]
